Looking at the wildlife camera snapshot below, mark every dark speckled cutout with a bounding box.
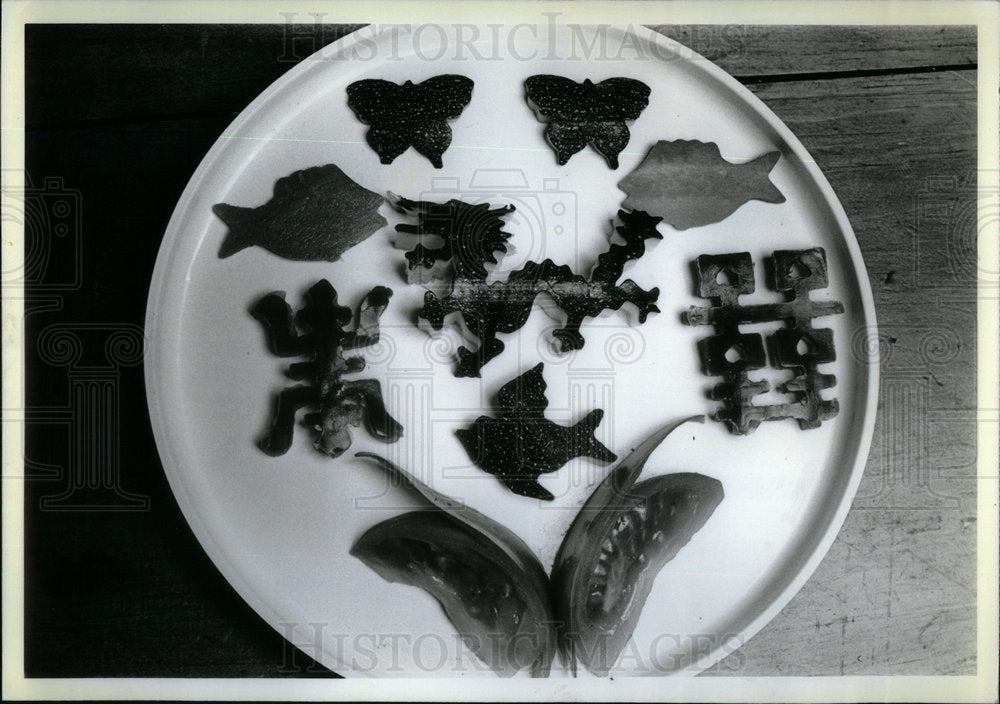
[252,280,402,458]
[456,363,617,501]
[213,164,387,261]
[347,75,474,168]
[391,195,662,378]
[524,75,650,168]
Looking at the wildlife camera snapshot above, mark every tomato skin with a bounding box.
[552,417,724,676]
[351,419,722,678]
[352,454,557,677]
[352,511,556,677]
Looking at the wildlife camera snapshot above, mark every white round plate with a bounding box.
[146,25,878,678]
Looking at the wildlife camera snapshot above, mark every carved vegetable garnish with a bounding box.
[524,76,650,168]
[346,75,474,168]
[213,164,387,261]
[456,363,616,501]
[551,417,724,675]
[618,140,785,230]
[392,194,662,377]
[683,249,843,434]
[252,280,402,458]
[351,453,557,677]
[352,419,726,677]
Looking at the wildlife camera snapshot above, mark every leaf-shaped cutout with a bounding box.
[618,140,785,230]
[213,164,387,261]
[551,416,725,676]
[351,453,557,677]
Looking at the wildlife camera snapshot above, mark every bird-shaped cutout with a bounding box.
[524,75,650,169]
[347,75,474,168]
[456,363,617,501]
[618,140,786,230]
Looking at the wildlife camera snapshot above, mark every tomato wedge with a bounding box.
[351,454,557,677]
[551,416,724,676]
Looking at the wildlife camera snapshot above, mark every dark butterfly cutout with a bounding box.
[347,75,474,168]
[525,75,650,168]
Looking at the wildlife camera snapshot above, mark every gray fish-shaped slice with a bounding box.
[213,164,387,261]
[618,140,785,230]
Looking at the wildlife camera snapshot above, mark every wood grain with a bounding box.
[652,25,977,76]
[26,25,977,127]
[21,24,979,678]
[702,69,978,675]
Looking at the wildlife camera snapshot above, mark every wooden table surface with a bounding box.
[21,23,979,678]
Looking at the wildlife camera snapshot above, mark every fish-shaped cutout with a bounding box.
[213,164,387,261]
[618,140,786,230]
[456,363,617,501]
[524,75,650,169]
[347,75,474,168]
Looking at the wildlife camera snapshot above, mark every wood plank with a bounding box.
[701,70,978,675]
[26,25,977,126]
[652,25,977,77]
[20,25,980,679]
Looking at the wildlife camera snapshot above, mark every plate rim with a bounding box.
[144,23,879,678]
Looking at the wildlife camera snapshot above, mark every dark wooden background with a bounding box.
[22,24,978,677]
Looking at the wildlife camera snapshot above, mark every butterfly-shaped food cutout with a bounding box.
[618,140,786,230]
[524,75,650,168]
[347,75,474,168]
